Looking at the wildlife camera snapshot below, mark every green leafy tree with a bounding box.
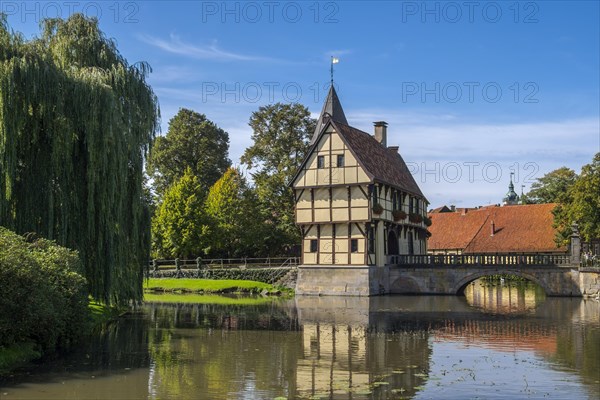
[526,167,578,204]
[241,103,315,255]
[553,153,600,245]
[152,168,209,258]
[147,108,231,199]
[205,168,265,257]
[0,15,158,304]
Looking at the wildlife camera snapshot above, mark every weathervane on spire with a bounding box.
[330,56,339,86]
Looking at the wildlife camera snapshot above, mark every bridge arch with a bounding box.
[451,270,552,296]
[389,276,423,294]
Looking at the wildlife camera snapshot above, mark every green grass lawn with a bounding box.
[144,278,287,295]
[144,292,284,305]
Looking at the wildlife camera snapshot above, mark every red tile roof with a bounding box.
[428,204,567,253]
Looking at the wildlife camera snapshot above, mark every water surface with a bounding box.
[1,283,598,399]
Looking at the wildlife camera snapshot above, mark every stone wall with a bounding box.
[295,265,390,296]
[578,270,600,296]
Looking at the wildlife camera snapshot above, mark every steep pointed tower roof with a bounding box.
[503,173,520,205]
[310,85,348,144]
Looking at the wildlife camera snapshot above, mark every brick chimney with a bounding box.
[491,220,496,236]
[374,121,387,147]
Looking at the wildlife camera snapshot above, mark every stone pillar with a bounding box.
[175,258,182,278]
[196,257,203,277]
[570,222,581,266]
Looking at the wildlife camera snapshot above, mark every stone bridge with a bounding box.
[296,254,600,297]
[388,254,599,297]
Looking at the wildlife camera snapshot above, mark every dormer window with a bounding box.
[317,156,325,169]
[336,154,344,167]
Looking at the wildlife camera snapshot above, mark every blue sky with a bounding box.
[3,0,599,208]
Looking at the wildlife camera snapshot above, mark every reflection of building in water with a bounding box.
[295,296,433,398]
[464,280,546,314]
[297,324,371,396]
[296,323,433,399]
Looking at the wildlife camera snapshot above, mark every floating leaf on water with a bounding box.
[274,397,287,400]
[413,385,425,390]
[414,373,428,377]
[392,370,405,374]
[372,381,389,386]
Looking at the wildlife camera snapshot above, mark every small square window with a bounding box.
[317,156,325,169]
[351,239,358,253]
[336,154,344,167]
[310,239,318,253]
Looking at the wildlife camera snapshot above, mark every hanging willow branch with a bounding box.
[0,14,159,305]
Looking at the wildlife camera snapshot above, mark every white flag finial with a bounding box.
[330,56,340,85]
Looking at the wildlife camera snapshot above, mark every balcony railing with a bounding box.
[393,254,572,267]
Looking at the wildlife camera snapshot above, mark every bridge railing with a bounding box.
[580,254,600,270]
[149,257,300,272]
[395,253,572,267]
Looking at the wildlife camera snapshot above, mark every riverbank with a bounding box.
[0,302,122,374]
[144,278,291,296]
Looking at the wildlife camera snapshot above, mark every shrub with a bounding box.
[0,227,88,352]
[423,216,432,227]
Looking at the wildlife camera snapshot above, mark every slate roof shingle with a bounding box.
[331,120,425,199]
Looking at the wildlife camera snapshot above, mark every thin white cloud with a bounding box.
[138,33,277,62]
[348,110,597,160]
[343,109,599,207]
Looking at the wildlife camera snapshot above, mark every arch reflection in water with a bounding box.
[464,279,546,314]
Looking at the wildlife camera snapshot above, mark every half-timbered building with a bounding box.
[291,86,429,295]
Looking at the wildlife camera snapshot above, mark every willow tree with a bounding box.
[0,15,159,304]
